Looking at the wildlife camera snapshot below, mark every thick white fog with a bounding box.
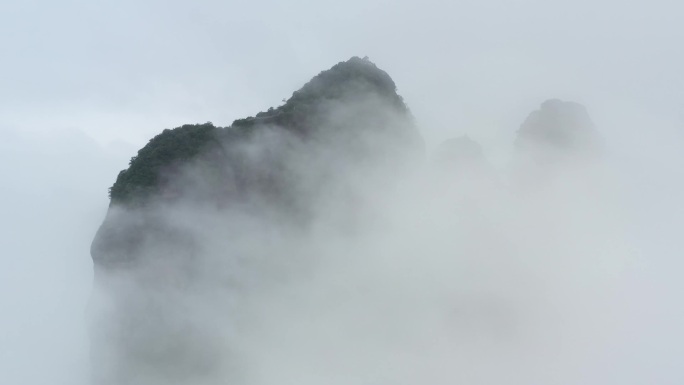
[1,0,684,384]
[0,129,132,384]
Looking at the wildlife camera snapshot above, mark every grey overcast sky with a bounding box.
[1,0,682,153]
[1,1,683,384]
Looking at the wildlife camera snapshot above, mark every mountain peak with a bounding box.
[232,56,408,129]
[108,57,422,206]
[515,99,604,163]
[293,56,401,104]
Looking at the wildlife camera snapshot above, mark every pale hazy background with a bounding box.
[1,0,682,384]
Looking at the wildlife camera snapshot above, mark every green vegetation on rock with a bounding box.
[108,123,220,205]
[107,57,419,206]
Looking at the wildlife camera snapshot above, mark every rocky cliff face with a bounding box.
[92,57,424,265]
[89,57,425,385]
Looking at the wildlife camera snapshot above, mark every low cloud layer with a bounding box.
[86,88,684,385]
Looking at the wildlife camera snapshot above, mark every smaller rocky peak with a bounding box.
[433,136,486,166]
[432,136,496,183]
[515,99,604,164]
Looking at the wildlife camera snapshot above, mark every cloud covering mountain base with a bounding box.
[84,58,661,385]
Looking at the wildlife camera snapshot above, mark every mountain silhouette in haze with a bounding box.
[515,99,604,165]
[92,57,425,270]
[433,136,492,177]
[90,56,429,384]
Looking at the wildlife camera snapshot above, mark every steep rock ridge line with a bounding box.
[107,56,423,207]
